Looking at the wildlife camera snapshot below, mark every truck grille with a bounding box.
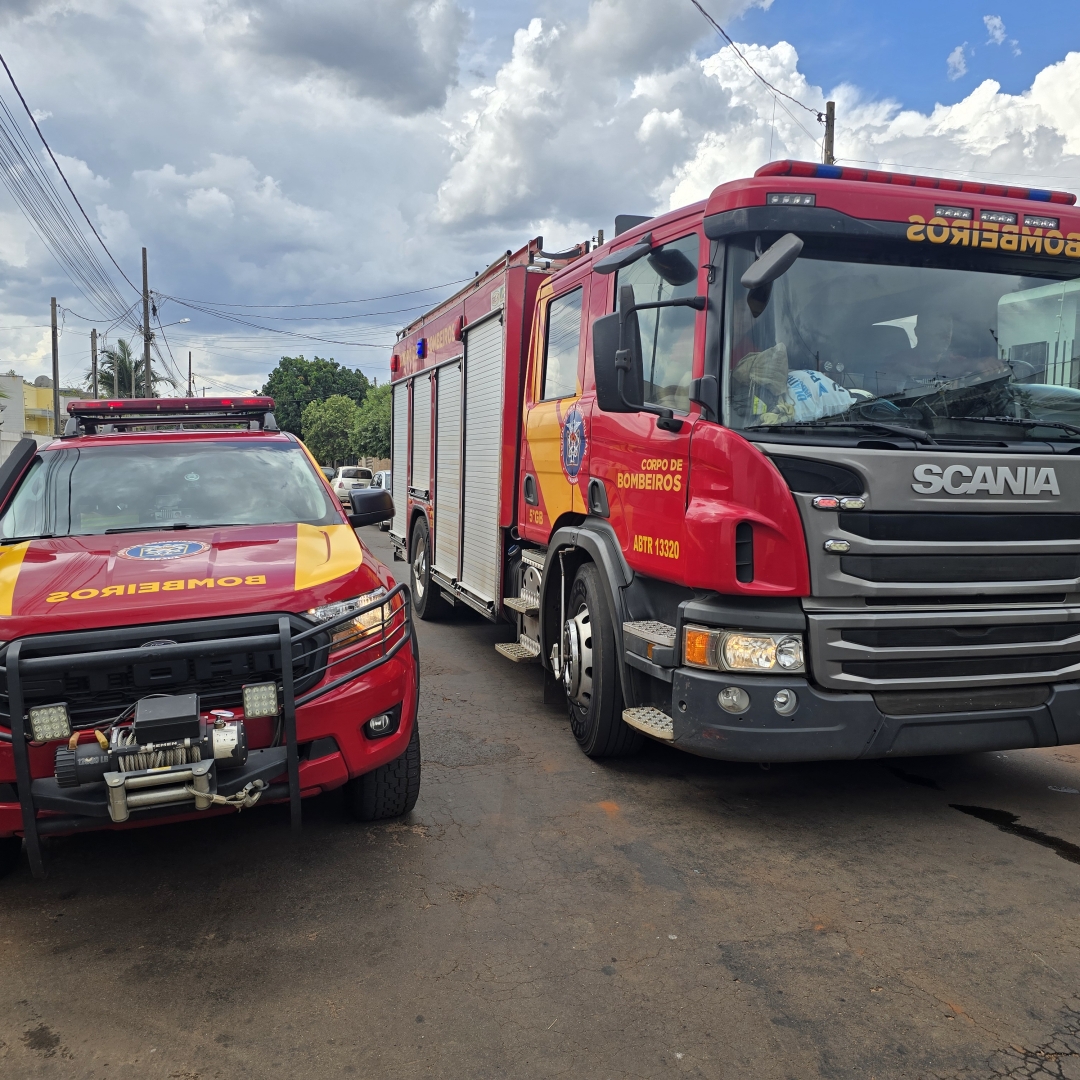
[0,613,329,727]
[808,607,1080,691]
[840,554,1080,583]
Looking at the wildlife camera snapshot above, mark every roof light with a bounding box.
[1024,214,1060,230]
[935,205,972,219]
[755,160,1077,206]
[767,192,815,206]
[980,209,1016,225]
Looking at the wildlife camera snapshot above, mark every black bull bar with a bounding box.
[4,583,414,878]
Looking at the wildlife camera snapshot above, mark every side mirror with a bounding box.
[592,305,643,414]
[740,233,803,318]
[348,487,394,527]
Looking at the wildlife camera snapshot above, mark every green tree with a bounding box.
[85,338,176,397]
[301,394,360,466]
[262,355,371,435]
[351,381,391,460]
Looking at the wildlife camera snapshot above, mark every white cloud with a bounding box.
[983,15,1006,45]
[947,43,968,81]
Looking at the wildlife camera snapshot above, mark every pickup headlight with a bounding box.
[307,587,392,649]
[683,625,805,674]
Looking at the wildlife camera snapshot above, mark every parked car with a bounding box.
[331,466,372,504]
[320,466,335,482]
[371,471,392,529]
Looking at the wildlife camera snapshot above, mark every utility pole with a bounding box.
[188,351,192,397]
[141,246,151,399]
[91,328,98,398]
[50,297,60,435]
[823,101,836,166]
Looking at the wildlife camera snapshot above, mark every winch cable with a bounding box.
[184,779,267,811]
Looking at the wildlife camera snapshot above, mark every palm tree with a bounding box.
[86,338,176,398]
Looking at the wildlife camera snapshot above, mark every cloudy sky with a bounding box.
[0,0,1077,395]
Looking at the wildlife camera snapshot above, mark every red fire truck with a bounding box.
[391,160,1080,763]
[0,396,418,879]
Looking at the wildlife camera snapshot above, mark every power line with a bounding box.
[166,277,474,309]
[0,50,140,298]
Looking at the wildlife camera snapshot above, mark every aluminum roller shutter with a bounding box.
[391,381,408,539]
[434,363,462,578]
[460,316,504,604]
[412,374,431,497]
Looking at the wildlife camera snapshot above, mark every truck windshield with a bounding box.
[723,237,1080,443]
[0,440,341,540]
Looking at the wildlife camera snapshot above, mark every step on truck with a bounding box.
[0,396,419,879]
[390,160,1080,763]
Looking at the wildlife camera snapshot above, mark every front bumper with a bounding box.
[0,584,416,876]
[670,668,1080,762]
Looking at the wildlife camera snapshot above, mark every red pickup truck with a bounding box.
[0,396,419,879]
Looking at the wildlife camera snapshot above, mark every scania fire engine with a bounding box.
[390,160,1080,764]
[0,396,418,879]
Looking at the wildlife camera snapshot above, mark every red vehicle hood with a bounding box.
[0,523,385,638]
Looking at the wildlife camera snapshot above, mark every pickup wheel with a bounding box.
[410,517,446,620]
[347,720,421,821]
[563,563,642,759]
[0,836,21,880]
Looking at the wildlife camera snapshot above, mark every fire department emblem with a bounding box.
[561,405,587,480]
[118,540,211,561]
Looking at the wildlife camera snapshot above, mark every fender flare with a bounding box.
[538,519,636,705]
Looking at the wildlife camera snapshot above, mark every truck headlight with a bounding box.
[307,588,392,649]
[683,626,805,674]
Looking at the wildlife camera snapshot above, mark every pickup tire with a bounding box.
[0,836,21,880]
[565,563,642,759]
[410,517,446,620]
[347,720,421,821]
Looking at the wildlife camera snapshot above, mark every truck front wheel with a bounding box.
[347,720,421,821]
[563,563,642,759]
[410,517,446,620]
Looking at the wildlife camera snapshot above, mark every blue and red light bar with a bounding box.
[756,160,1077,205]
[68,396,275,416]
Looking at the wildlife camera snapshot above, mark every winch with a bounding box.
[52,693,256,822]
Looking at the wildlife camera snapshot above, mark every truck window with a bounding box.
[541,287,584,400]
[617,233,700,414]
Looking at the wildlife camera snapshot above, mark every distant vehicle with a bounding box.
[331,466,372,504]
[320,466,335,482]
[371,471,392,529]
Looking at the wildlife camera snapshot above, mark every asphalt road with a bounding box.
[4,525,1080,1079]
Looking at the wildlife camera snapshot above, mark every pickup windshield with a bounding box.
[723,237,1080,443]
[0,440,340,540]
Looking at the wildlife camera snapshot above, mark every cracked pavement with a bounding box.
[3,526,1080,1078]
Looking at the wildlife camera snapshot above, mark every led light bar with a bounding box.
[28,702,71,742]
[756,160,1077,206]
[242,682,280,719]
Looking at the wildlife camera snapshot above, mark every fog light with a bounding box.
[773,689,798,717]
[242,682,279,718]
[718,687,750,714]
[364,712,398,738]
[28,702,71,742]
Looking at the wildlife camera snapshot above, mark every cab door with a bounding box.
[587,228,704,584]
[520,276,589,543]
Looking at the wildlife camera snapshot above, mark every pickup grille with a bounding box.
[808,607,1080,691]
[0,613,329,727]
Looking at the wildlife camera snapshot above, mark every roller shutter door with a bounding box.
[460,316,504,603]
[391,381,408,539]
[411,374,431,498]
[434,363,462,578]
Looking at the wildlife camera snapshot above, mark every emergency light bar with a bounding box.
[64,396,278,436]
[756,160,1077,206]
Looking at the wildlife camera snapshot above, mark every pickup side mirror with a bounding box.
[740,232,803,318]
[348,487,394,527]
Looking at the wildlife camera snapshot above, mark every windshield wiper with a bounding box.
[959,415,1080,439]
[0,533,53,545]
[745,419,935,444]
[104,523,191,534]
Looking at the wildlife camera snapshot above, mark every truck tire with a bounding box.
[347,720,421,821]
[0,836,21,880]
[563,563,642,758]
[410,516,446,620]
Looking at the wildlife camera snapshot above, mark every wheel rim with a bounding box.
[562,603,593,708]
[412,536,427,600]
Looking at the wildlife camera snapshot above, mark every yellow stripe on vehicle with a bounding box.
[294,523,362,591]
[0,541,30,616]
